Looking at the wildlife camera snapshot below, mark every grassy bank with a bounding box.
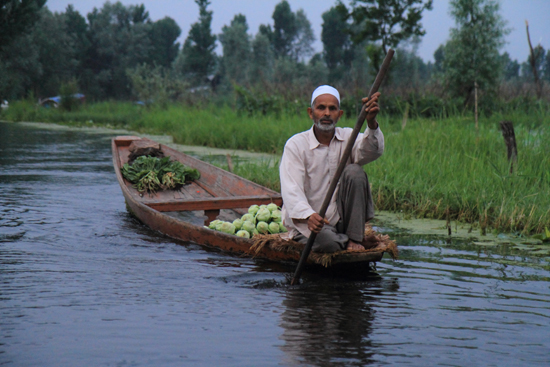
[2,100,549,236]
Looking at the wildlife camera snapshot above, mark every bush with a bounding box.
[59,79,81,112]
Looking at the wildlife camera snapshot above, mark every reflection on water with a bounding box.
[1,121,549,366]
[280,278,398,366]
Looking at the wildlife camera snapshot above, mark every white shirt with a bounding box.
[279,125,384,238]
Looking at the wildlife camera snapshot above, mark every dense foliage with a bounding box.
[441,0,509,104]
[1,0,548,113]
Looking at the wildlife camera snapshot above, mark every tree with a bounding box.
[321,5,354,74]
[544,51,550,82]
[250,32,274,84]
[346,0,433,69]
[0,0,46,50]
[271,1,297,59]
[500,52,519,80]
[127,64,188,107]
[149,17,181,68]
[84,2,153,99]
[433,44,445,73]
[30,7,78,98]
[525,21,544,98]
[442,0,509,104]
[177,0,217,84]
[389,46,429,92]
[291,9,315,61]
[219,14,251,84]
[64,4,90,73]
[0,32,41,100]
[263,1,315,61]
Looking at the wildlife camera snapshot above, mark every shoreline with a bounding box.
[3,120,548,248]
[11,120,279,161]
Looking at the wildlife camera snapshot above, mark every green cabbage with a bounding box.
[255,208,271,222]
[220,222,236,234]
[256,221,269,234]
[241,213,255,224]
[242,221,256,233]
[208,219,221,229]
[232,219,243,230]
[279,223,287,233]
[270,209,282,223]
[248,205,259,216]
[267,203,279,213]
[268,222,280,234]
[236,230,250,238]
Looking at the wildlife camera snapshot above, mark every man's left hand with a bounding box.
[361,92,381,129]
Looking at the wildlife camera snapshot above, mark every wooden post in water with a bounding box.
[499,120,518,174]
[226,154,234,173]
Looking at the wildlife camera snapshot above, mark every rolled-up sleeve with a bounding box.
[279,140,316,220]
[353,126,384,165]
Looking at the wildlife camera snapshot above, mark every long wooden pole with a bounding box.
[290,49,395,286]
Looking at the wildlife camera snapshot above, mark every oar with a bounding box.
[290,49,395,286]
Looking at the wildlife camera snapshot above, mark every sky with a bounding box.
[45,0,550,63]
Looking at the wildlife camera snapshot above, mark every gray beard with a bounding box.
[314,118,337,132]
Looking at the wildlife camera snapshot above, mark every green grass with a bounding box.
[2,100,549,236]
[368,115,549,235]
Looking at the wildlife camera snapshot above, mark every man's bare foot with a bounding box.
[362,235,380,249]
[347,240,364,251]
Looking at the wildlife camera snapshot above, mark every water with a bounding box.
[1,121,549,366]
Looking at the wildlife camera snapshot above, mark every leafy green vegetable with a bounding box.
[255,208,271,222]
[267,203,279,212]
[248,205,259,216]
[241,213,255,224]
[241,221,255,234]
[208,220,221,230]
[268,222,280,234]
[207,203,287,239]
[233,219,243,230]
[220,222,236,235]
[256,221,269,234]
[121,155,200,193]
[236,230,250,238]
[270,209,282,223]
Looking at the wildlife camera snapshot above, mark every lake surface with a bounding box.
[1,121,549,366]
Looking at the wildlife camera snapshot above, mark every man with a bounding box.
[279,85,384,253]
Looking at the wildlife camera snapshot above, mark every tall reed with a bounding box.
[368,114,549,235]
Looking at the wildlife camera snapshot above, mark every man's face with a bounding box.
[308,94,344,132]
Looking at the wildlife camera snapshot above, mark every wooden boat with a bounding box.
[112,136,393,271]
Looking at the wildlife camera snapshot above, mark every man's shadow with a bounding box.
[278,276,400,366]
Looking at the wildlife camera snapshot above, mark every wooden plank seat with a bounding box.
[113,136,282,221]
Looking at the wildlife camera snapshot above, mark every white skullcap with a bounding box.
[311,85,340,106]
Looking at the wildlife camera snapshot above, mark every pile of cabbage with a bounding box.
[207,203,287,239]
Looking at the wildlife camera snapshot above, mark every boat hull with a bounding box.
[112,136,384,267]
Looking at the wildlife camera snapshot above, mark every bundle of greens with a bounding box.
[121,155,200,193]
